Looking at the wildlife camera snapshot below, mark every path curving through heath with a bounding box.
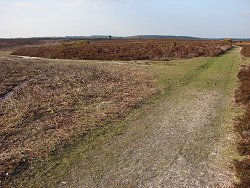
[23,47,241,188]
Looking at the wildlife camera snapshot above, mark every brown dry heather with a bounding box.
[0,38,85,51]
[235,65,250,187]
[0,39,49,50]
[241,45,250,57]
[234,41,250,57]
[11,39,232,60]
[0,57,156,185]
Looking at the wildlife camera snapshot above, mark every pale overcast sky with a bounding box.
[0,0,249,38]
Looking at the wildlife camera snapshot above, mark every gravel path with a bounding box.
[57,88,234,188]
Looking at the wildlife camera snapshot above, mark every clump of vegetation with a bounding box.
[222,38,233,45]
[60,40,90,48]
[234,41,250,57]
[235,65,250,187]
[171,41,177,47]
[0,58,157,186]
[11,39,232,61]
[241,45,250,57]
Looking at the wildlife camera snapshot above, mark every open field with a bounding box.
[0,56,156,186]
[1,46,239,187]
[0,38,90,51]
[1,0,249,186]
[0,39,44,50]
[0,39,246,187]
[11,39,232,61]
[0,39,53,50]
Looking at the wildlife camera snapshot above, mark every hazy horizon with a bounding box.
[0,0,250,38]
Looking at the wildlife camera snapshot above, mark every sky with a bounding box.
[0,0,249,38]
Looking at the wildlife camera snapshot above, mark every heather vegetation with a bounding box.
[235,41,250,57]
[235,64,250,187]
[0,38,246,187]
[241,45,250,57]
[11,39,232,60]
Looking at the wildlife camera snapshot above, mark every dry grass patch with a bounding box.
[0,58,157,185]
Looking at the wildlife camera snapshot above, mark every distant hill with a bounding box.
[1,35,250,41]
[232,38,250,41]
[127,35,200,40]
[64,35,199,40]
[64,35,250,41]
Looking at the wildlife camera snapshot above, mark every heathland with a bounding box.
[0,39,250,187]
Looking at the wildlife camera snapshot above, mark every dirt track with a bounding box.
[16,48,241,188]
[62,90,229,187]
[51,48,239,187]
